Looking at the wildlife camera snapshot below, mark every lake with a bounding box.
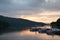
[0,26,60,40]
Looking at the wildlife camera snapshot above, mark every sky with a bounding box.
[0,0,60,23]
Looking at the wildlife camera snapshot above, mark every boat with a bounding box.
[30,27,41,32]
[38,28,50,33]
[46,28,60,35]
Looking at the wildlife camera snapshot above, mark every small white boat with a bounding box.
[38,28,50,33]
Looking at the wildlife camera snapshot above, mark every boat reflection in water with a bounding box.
[0,26,60,40]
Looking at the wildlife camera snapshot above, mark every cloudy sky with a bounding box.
[0,0,60,23]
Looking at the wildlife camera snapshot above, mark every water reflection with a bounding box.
[19,30,60,40]
[0,26,60,40]
[19,29,37,36]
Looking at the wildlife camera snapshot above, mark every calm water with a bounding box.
[0,26,60,40]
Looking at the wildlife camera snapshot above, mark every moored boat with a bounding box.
[46,28,60,35]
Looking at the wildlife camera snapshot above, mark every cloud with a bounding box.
[43,0,60,11]
[0,0,60,17]
[0,0,45,16]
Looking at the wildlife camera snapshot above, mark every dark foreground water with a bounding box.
[0,26,60,40]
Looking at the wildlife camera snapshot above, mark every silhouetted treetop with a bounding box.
[51,18,60,28]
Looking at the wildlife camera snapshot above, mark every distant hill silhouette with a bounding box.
[51,18,60,28]
[0,15,46,34]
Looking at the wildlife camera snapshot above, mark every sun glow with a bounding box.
[19,30,37,36]
[16,11,60,23]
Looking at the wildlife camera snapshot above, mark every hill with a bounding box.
[0,15,46,34]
